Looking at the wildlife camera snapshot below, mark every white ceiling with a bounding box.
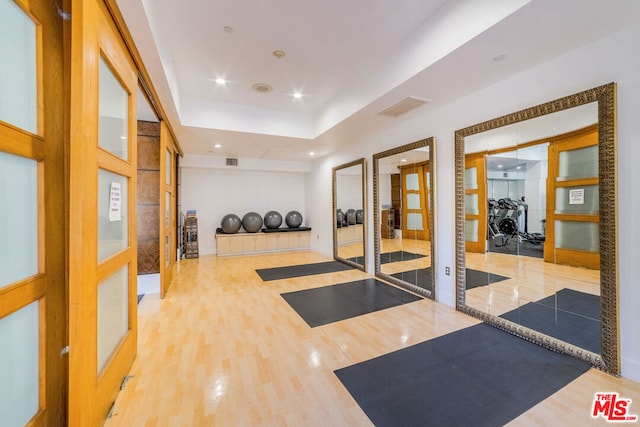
[117,0,640,161]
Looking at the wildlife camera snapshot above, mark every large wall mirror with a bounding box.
[373,138,435,299]
[333,158,367,271]
[455,83,618,373]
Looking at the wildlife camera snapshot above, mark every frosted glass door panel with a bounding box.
[465,167,478,190]
[97,265,129,373]
[555,185,599,214]
[558,145,598,181]
[465,220,478,242]
[0,0,37,134]
[165,149,171,185]
[407,193,421,209]
[99,56,129,160]
[405,173,419,191]
[465,194,479,215]
[406,213,423,230]
[0,152,38,289]
[98,169,128,261]
[0,301,39,427]
[165,191,170,227]
[555,220,599,252]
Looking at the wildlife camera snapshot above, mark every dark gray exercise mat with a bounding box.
[391,268,433,292]
[335,323,590,427]
[255,261,354,281]
[500,288,601,353]
[465,268,510,289]
[280,278,422,327]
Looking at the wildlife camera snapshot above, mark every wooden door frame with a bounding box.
[159,121,177,298]
[68,0,138,424]
[399,163,430,240]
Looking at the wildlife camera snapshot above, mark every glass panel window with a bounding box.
[98,169,128,261]
[165,150,171,185]
[555,220,599,252]
[465,167,478,190]
[99,56,129,160]
[0,301,39,426]
[405,173,419,191]
[406,213,423,230]
[97,265,129,373]
[558,145,598,181]
[465,194,479,215]
[407,193,421,210]
[555,185,599,215]
[0,152,38,289]
[165,191,170,227]
[0,0,37,134]
[465,219,478,242]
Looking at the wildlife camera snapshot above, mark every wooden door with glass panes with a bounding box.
[465,154,487,253]
[545,125,600,269]
[400,163,430,240]
[0,0,66,424]
[68,0,139,424]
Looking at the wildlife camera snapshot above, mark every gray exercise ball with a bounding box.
[356,209,364,224]
[337,209,344,227]
[285,210,303,228]
[242,212,263,233]
[220,213,242,234]
[346,209,356,225]
[263,210,283,229]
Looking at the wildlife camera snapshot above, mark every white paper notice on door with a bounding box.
[569,188,585,205]
[109,182,122,222]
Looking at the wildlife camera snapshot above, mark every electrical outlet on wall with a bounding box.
[445,266,451,276]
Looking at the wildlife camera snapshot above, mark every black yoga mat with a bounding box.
[500,288,601,354]
[335,323,591,427]
[379,250,426,264]
[391,268,433,292]
[465,268,510,289]
[280,278,422,327]
[255,261,354,281]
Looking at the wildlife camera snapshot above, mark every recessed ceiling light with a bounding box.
[497,164,503,168]
[252,83,273,94]
[293,92,302,99]
[215,78,226,85]
[309,151,315,156]
[401,159,408,162]
[214,144,222,149]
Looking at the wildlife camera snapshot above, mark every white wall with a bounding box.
[181,156,309,256]
[307,22,640,381]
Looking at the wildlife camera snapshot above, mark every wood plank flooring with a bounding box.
[104,250,640,426]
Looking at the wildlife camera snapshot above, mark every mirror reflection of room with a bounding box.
[334,159,366,270]
[463,102,601,355]
[376,145,433,295]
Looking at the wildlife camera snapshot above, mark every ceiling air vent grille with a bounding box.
[378,96,431,117]
[226,158,238,166]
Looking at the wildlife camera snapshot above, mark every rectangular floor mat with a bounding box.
[256,261,354,281]
[281,278,422,327]
[500,288,601,353]
[335,323,590,426]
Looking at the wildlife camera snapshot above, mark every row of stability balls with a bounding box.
[219,210,303,234]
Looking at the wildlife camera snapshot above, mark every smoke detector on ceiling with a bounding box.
[252,83,273,94]
[378,96,431,117]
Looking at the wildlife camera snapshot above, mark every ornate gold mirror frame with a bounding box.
[373,138,436,299]
[333,158,367,271]
[455,83,618,373]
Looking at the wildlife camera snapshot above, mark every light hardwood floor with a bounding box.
[104,250,640,426]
